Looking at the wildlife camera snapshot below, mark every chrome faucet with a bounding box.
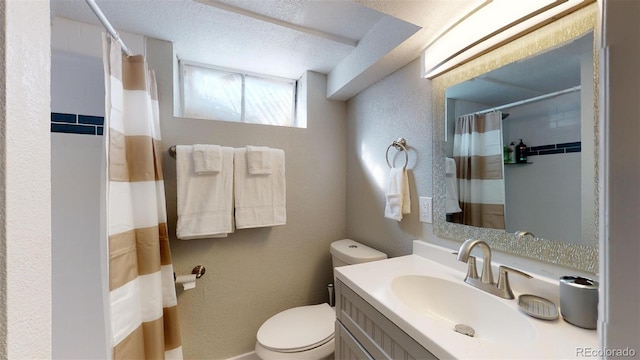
[456,239,532,299]
[456,239,494,284]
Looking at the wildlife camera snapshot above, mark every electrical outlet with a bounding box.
[419,196,432,223]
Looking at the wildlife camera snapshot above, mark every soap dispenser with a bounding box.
[515,139,528,163]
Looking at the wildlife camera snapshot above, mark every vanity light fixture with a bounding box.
[421,0,594,79]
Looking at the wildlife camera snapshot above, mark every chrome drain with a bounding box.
[454,323,475,337]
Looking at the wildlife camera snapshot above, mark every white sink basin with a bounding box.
[391,275,536,345]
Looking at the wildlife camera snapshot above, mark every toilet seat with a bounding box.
[256,303,336,353]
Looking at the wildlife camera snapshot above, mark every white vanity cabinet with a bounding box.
[335,280,437,360]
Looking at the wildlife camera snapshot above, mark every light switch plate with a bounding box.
[419,196,432,223]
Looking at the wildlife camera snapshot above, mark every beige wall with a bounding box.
[145,38,348,359]
[345,58,433,257]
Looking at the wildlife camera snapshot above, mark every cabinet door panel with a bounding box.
[335,280,437,360]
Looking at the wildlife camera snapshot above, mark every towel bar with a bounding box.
[386,138,408,169]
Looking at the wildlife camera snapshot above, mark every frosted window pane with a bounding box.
[244,75,295,127]
[182,64,242,122]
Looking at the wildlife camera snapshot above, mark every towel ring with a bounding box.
[385,138,408,169]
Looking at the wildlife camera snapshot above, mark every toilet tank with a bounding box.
[330,239,387,269]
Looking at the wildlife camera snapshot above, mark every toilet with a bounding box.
[255,239,387,360]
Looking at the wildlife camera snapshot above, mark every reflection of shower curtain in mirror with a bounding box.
[453,112,505,230]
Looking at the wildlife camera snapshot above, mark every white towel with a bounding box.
[234,147,286,229]
[384,168,411,221]
[445,157,462,214]
[246,145,273,175]
[193,144,222,174]
[445,156,456,175]
[176,145,234,239]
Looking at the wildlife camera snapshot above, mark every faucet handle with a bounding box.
[466,256,479,279]
[497,266,533,299]
[453,252,479,279]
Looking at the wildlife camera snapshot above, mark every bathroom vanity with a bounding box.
[334,241,598,359]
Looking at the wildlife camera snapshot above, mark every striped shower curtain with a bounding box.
[103,35,183,359]
[452,112,506,230]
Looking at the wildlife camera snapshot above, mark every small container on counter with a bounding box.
[559,276,598,329]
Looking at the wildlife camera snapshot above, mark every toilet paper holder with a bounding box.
[191,265,206,279]
[174,265,206,282]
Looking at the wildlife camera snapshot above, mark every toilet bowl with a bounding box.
[255,239,387,360]
[255,304,335,360]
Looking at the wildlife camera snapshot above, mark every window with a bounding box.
[180,61,300,128]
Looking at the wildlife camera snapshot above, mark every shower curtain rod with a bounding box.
[475,85,582,115]
[85,0,133,56]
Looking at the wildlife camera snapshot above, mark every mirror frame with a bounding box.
[432,4,599,273]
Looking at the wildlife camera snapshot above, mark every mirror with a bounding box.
[432,5,598,273]
[445,32,594,243]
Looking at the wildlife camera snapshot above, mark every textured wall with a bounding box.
[345,58,432,257]
[0,1,51,358]
[146,38,348,359]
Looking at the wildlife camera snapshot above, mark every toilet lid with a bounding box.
[257,303,335,353]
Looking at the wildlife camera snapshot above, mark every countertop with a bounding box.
[335,251,598,359]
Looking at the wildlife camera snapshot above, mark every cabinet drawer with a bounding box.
[335,322,373,360]
[335,280,436,360]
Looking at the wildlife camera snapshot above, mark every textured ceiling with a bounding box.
[51,0,481,99]
[211,0,383,42]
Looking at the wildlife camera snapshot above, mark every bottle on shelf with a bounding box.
[508,142,515,163]
[515,139,528,163]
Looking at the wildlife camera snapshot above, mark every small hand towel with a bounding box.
[384,193,403,221]
[234,147,286,229]
[193,144,222,174]
[176,145,234,239]
[384,167,411,221]
[246,145,273,175]
[445,157,462,214]
[445,156,456,176]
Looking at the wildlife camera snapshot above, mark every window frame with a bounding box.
[179,59,299,127]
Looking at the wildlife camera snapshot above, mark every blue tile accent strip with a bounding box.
[557,141,581,149]
[530,144,556,151]
[51,112,76,123]
[78,115,104,126]
[522,141,581,157]
[538,148,565,155]
[51,112,104,136]
[51,123,96,135]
